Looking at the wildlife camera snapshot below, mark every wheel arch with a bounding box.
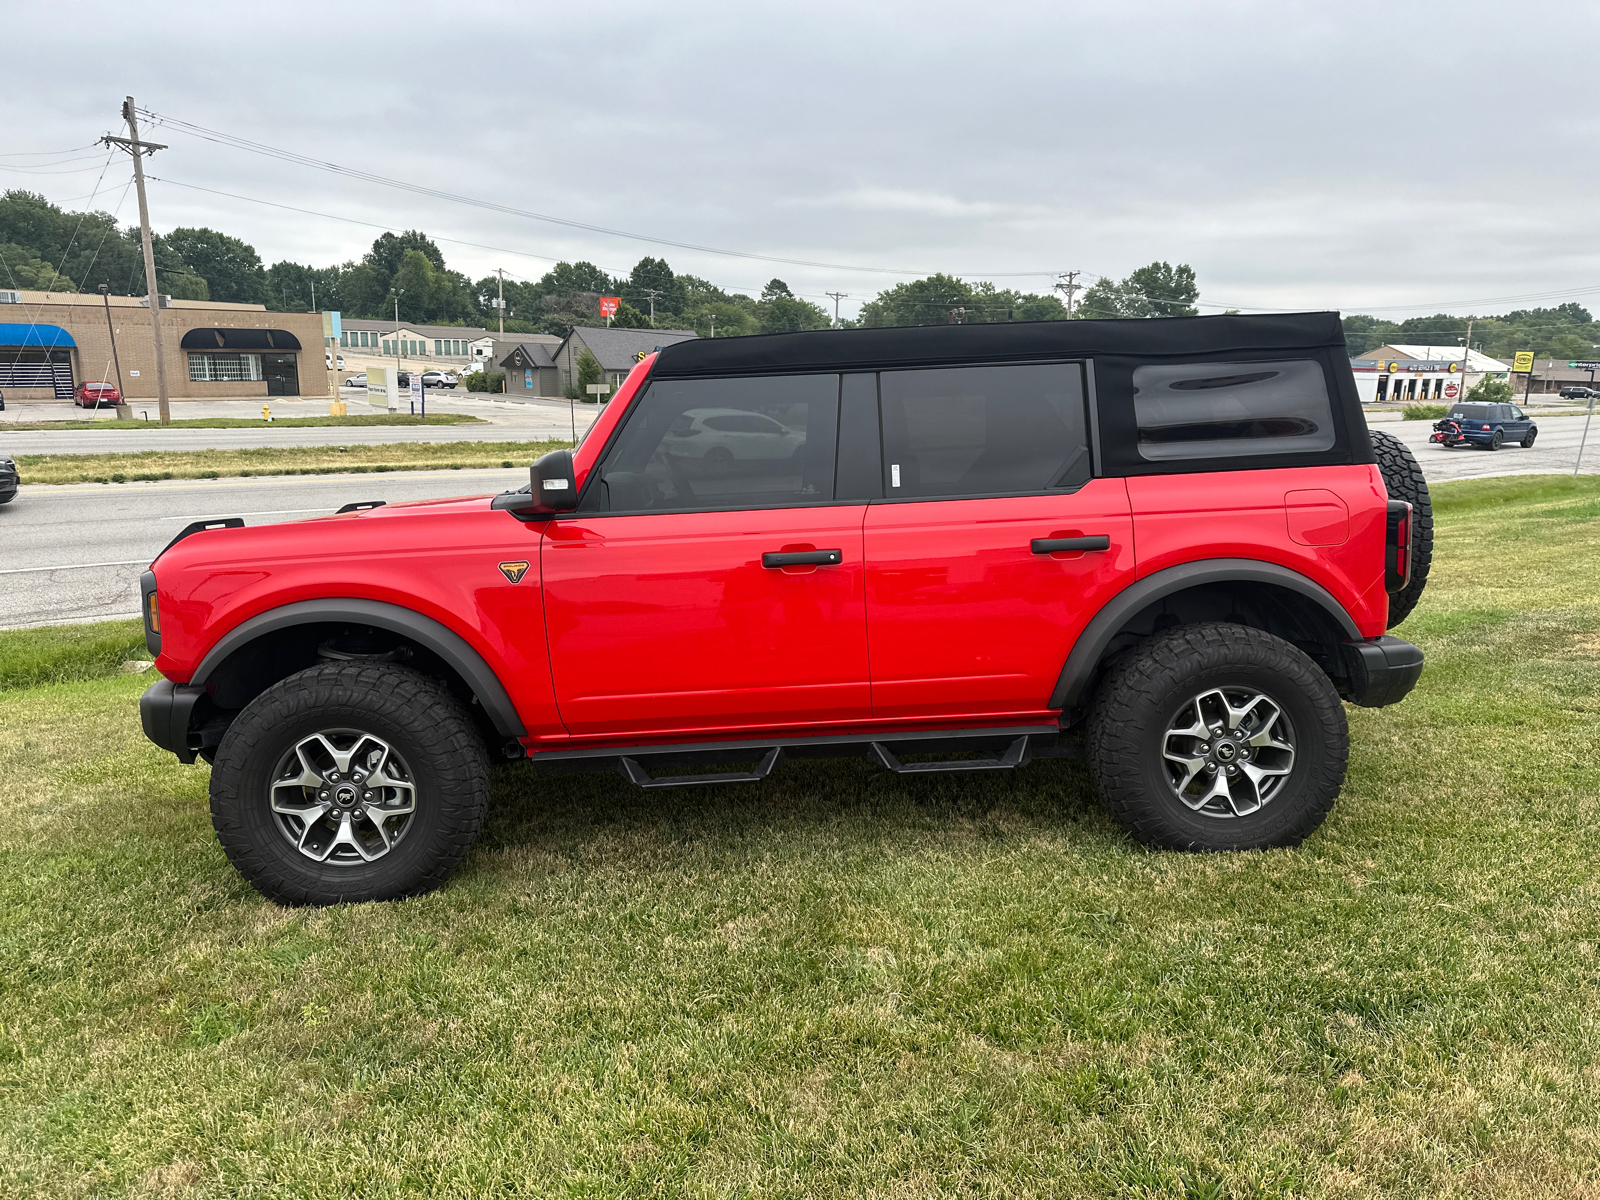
[191,599,526,741]
[1051,559,1361,721]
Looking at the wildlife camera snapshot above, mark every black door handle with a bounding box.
[762,549,843,568]
[1031,536,1111,554]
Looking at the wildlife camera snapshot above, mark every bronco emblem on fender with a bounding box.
[497,561,529,584]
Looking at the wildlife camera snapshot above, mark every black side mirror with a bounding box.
[492,448,578,515]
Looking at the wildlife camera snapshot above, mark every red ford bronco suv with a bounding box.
[139,313,1430,905]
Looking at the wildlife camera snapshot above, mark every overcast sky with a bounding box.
[8,0,1597,321]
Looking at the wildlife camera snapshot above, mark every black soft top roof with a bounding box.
[651,311,1347,378]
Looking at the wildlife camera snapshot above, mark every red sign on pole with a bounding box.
[1443,382,1459,400]
[599,297,620,318]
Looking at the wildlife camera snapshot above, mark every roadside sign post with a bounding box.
[584,382,611,441]
[1512,350,1535,403]
[410,371,424,418]
[1577,395,1596,479]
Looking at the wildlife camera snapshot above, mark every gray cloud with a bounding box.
[9,0,1597,318]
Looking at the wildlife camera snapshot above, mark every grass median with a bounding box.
[13,439,571,485]
[0,413,484,432]
[2,475,1598,1196]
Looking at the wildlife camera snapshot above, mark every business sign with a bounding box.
[1568,360,1600,370]
[410,372,423,404]
[1512,350,1535,373]
[321,310,342,340]
[599,297,620,318]
[1443,381,1459,400]
[366,365,396,410]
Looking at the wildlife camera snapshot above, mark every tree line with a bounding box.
[1340,305,1599,363]
[2,188,1208,338]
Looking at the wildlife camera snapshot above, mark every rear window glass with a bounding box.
[1447,405,1492,420]
[879,363,1088,498]
[1132,360,1335,461]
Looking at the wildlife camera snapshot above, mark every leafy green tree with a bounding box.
[163,227,265,303]
[754,278,830,333]
[1341,315,1401,356]
[858,274,976,327]
[623,257,684,324]
[1010,292,1071,321]
[1076,263,1199,319]
[160,267,209,301]
[609,300,651,329]
[536,261,615,296]
[1464,375,1514,404]
[0,190,142,295]
[365,231,445,279]
[574,348,603,400]
[0,242,74,291]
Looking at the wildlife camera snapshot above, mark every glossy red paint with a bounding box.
[151,499,568,743]
[1126,465,1390,637]
[863,480,1136,720]
[541,506,871,738]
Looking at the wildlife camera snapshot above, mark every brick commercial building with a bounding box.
[0,290,327,405]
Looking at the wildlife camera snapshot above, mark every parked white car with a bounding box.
[325,352,346,369]
[659,408,805,466]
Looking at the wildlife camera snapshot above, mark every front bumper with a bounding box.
[1339,636,1425,708]
[140,679,207,763]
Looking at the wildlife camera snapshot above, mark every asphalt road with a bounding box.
[1377,413,1599,482]
[0,393,597,454]
[0,467,527,630]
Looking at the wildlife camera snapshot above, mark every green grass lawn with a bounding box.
[1,476,1598,1198]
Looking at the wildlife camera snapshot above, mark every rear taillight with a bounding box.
[1482,423,1491,431]
[1385,500,1412,593]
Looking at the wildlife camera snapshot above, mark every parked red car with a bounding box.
[139,313,1431,905]
[75,382,121,407]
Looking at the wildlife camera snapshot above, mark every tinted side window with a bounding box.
[879,363,1088,498]
[1132,359,1335,461]
[594,374,839,512]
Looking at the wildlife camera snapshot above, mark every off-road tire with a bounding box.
[1086,623,1349,852]
[209,661,490,905]
[1370,428,1432,627]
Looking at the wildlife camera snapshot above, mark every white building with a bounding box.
[1349,344,1511,405]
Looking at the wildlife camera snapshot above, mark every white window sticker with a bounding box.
[890,463,901,488]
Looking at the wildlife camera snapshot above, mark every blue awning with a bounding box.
[0,323,75,348]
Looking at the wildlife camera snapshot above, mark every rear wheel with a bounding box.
[1087,623,1348,851]
[1489,429,1503,450]
[1369,428,1433,627]
[209,661,490,905]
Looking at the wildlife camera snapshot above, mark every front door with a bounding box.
[263,353,299,396]
[542,371,870,739]
[863,363,1135,721]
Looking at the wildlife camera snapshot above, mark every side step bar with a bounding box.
[870,736,1032,774]
[618,747,785,789]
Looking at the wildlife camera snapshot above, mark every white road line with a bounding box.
[0,559,147,575]
[161,507,331,520]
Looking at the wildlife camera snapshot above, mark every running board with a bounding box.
[870,736,1032,774]
[617,747,785,789]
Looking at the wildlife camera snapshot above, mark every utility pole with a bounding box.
[709,313,715,338]
[1054,271,1082,315]
[98,284,130,420]
[642,288,661,328]
[392,288,404,389]
[826,291,848,328]
[102,97,171,425]
[496,268,505,335]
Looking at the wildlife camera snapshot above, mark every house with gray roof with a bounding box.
[499,341,560,397]
[555,325,697,397]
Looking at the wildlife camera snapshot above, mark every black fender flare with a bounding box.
[1049,558,1362,714]
[191,598,526,738]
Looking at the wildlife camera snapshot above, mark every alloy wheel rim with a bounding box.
[1160,687,1296,818]
[268,729,417,864]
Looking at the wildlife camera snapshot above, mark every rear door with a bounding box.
[862,363,1135,722]
[541,372,871,739]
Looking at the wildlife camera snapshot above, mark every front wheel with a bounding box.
[1086,623,1349,851]
[1522,430,1537,448]
[209,662,490,905]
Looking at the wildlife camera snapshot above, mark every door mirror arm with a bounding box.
[490,449,579,517]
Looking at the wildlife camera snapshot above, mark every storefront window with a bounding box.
[188,353,263,382]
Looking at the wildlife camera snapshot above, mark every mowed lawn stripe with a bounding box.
[0,475,1597,1197]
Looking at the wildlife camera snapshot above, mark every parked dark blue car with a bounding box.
[1430,402,1538,451]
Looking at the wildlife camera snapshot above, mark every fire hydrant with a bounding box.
[262,405,273,422]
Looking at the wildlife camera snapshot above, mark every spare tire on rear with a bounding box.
[1369,428,1432,627]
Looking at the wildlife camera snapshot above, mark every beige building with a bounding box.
[0,291,328,405]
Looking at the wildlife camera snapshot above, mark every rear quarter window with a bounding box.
[1131,359,1335,462]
